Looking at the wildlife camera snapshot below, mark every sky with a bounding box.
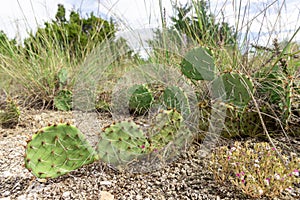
[0,0,299,47]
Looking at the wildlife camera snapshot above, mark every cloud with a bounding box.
[0,0,299,46]
[0,0,75,41]
[210,0,300,45]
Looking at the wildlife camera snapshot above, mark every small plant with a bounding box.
[56,68,68,90]
[53,89,72,111]
[53,68,73,111]
[95,91,111,112]
[0,97,20,129]
[209,141,300,198]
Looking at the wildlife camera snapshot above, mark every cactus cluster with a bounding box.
[254,65,294,127]
[24,109,187,178]
[180,47,273,140]
[127,83,191,118]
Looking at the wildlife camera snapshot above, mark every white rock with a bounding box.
[62,191,71,198]
[100,191,114,200]
[2,191,10,197]
[2,171,12,177]
[17,195,26,200]
[100,181,112,185]
[0,197,11,200]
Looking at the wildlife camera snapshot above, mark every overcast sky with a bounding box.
[0,0,299,46]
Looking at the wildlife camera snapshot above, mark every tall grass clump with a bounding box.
[0,4,116,109]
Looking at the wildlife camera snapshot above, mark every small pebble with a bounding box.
[100,180,112,185]
[62,191,71,198]
[3,191,10,197]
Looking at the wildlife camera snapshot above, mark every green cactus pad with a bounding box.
[180,47,216,81]
[162,86,190,118]
[24,123,95,178]
[220,72,254,107]
[97,121,150,168]
[128,84,154,114]
[148,109,183,151]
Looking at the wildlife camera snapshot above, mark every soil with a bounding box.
[0,109,299,200]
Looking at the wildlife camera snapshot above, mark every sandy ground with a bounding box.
[0,109,299,200]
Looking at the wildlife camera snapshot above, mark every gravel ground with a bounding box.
[0,109,299,200]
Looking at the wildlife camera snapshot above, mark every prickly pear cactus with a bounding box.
[24,123,95,178]
[180,47,216,81]
[96,120,150,168]
[254,65,294,126]
[162,86,190,118]
[148,109,184,151]
[254,65,284,104]
[128,84,154,114]
[220,72,254,107]
[221,105,262,138]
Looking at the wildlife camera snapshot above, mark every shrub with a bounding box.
[209,141,300,198]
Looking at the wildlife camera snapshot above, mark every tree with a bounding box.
[24,4,116,60]
[55,4,66,23]
[0,31,18,57]
[149,1,237,49]
[172,1,237,46]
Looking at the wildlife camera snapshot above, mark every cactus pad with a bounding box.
[220,72,254,107]
[180,47,216,81]
[97,120,150,168]
[148,109,184,151]
[128,84,154,114]
[24,123,95,178]
[162,86,190,118]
